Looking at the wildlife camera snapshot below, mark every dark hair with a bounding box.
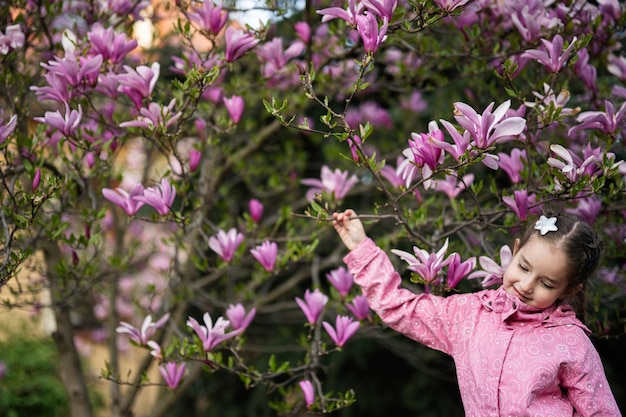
[517,212,604,320]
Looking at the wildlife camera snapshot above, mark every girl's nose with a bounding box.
[518,277,534,293]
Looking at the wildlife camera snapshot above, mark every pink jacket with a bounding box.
[345,238,621,416]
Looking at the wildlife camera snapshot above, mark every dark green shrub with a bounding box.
[0,337,69,417]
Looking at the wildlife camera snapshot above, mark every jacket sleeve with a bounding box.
[344,238,469,356]
[559,334,622,417]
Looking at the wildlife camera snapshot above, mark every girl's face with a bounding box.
[503,235,581,309]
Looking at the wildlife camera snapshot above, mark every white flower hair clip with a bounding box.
[534,215,558,235]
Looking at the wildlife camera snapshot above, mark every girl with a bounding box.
[332,209,621,416]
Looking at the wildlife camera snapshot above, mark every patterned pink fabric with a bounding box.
[345,238,621,416]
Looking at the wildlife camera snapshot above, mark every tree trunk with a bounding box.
[43,241,94,417]
[51,306,95,417]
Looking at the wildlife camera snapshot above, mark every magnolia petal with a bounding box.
[549,144,573,164]
[491,99,511,122]
[390,249,419,265]
[491,117,526,140]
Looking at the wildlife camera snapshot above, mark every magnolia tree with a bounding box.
[1,0,625,415]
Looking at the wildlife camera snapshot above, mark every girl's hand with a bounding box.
[333,209,367,251]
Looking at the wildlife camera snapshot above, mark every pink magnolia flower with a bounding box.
[0,24,24,54]
[209,228,244,262]
[40,53,103,88]
[159,362,185,390]
[432,174,474,199]
[107,0,151,18]
[598,0,621,22]
[34,103,83,137]
[5,24,24,49]
[116,62,160,109]
[295,288,328,325]
[400,90,427,113]
[0,114,17,144]
[580,144,614,178]
[88,23,138,64]
[0,361,6,380]
[524,83,578,120]
[120,99,182,130]
[502,189,539,221]
[346,101,393,129]
[257,37,305,78]
[299,380,315,409]
[224,27,260,62]
[453,100,526,150]
[432,0,471,12]
[32,169,41,192]
[446,253,476,289]
[248,199,264,223]
[568,100,626,135]
[391,239,452,283]
[301,165,358,201]
[188,0,228,35]
[116,313,170,346]
[547,144,597,183]
[356,100,393,129]
[294,21,311,43]
[251,240,278,272]
[102,183,145,216]
[346,295,370,321]
[468,245,513,287]
[134,178,176,215]
[189,149,202,172]
[322,315,360,347]
[566,196,602,225]
[510,4,559,42]
[521,34,577,73]
[317,0,363,25]
[30,71,71,103]
[497,148,526,184]
[326,266,354,298]
[186,312,240,352]
[356,12,388,54]
[225,304,256,332]
[362,0,397,21]
[223,95,244,124]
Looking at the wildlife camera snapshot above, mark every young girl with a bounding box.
[333,209,621,416]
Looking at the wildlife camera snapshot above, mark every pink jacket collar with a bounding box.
[479,286,591,334]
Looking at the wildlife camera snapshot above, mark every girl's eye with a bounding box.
[518,263,528,272]
[541,281,554,289]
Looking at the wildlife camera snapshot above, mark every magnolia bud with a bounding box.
[32,168,41,192]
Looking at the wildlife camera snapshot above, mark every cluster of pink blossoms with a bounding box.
[317,0,396,54]
[117,303,256,390]
[205,199,278,272]
[295,266,370,348]
[293,265,371,408]
[102,179,176,216]
[392,239,477,290]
